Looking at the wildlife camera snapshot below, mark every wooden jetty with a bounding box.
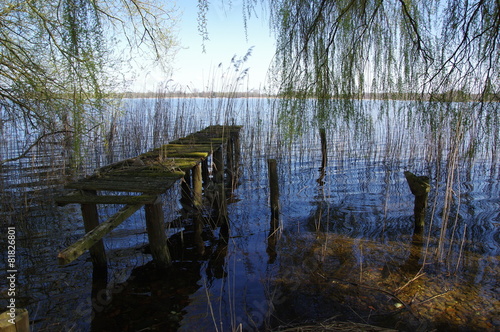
[56,125,242,269]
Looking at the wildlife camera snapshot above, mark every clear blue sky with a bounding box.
[134,1,275,92]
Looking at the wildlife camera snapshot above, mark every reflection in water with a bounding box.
[91,210,231,331]
[91,261,202,331]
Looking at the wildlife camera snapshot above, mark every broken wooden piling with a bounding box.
[56,125,242,268]
[404,171,430,232]
[267,159,280,264]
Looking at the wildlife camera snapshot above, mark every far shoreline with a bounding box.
[114,91,499,103]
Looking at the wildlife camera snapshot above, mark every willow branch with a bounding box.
[0,130,73,165]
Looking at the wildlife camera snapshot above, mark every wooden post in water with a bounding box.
[201,158,210,186]
[226,134,234,183]
[193,213,205,256]
[181,170,192,209]
[267,159,279,263]
[232,131,241,169]
[268,159,280,223]
[404,171,430,232]
[317,128,327,185]
[144,201,171,269]
[228,131,241,189]
[192,163,203,209]
[320,128,327,169]
[81,190,107,270]
[212,147,228,225]
[213,147,224,184]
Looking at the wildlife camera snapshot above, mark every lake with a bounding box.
[0,97,498,331]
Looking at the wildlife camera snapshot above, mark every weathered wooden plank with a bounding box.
[58,204,143,265]
[56,193,158,206]
[65,176,181,193]
[169,137,226,145]
[99,169,183,178]
[155,143,213,154]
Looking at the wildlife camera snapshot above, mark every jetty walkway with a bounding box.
[56,125,242,269]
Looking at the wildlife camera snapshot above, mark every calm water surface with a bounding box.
[0,98,498,331]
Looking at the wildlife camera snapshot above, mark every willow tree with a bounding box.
[0,0,177,164]
[263,0,498,102]
[240,0,497,141]
[256,0,499,261]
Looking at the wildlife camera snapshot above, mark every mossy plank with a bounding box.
[58,204,143,265]
[66,177,180,193]
[169,137,226,145]
[56,194,158,206]
[101,169,185,178]
[63,125,242,195]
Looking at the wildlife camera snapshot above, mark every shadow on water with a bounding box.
[91,261,202,331]
[90,211,231,331]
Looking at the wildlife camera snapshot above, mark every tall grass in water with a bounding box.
[271,98,499,269]
[409,101,499,269]
[1,51,498,331]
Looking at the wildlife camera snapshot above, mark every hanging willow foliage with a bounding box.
[238,0,498,134]
[263,0,499,99]
[0,0,178,164]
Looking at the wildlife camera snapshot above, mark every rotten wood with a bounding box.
[56,193,158,206]
[80,190,107,269]
[145,202,171,268]
[404,171,430,232]
[58,204,143,265]
[55,125,243,268]
[192,163,203,208]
